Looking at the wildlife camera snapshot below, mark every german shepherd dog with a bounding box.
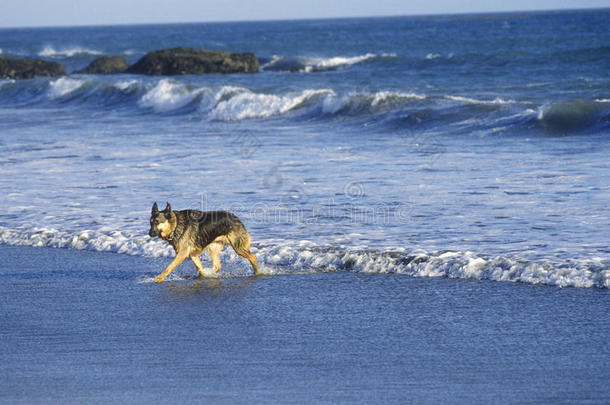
[148,202,259,282]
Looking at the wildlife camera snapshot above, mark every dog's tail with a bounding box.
[228,224,259,274]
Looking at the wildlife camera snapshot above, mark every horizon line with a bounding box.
[0,6,607,30]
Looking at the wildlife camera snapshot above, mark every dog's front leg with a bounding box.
[154,252,187,282]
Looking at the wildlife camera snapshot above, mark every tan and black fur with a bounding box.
[148,202,259,282]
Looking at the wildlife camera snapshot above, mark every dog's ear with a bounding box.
[164,202,172,214]
[152,202,159,215]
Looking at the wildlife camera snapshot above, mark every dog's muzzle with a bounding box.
[148,228,158,237]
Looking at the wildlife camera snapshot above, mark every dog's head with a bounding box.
[149,202,173,238]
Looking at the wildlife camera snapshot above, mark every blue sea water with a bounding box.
[1,10,610,404]
[0,9,609,287]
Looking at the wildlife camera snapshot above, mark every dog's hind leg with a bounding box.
[191,255,205,277]
[207,242,224,273]
[228,228,259,275]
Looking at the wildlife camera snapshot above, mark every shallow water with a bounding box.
[1,245,609,404]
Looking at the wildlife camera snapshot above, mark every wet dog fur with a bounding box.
[148,202,259,282]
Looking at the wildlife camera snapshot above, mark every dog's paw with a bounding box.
[153,276,165,283]
[198,269,219,278]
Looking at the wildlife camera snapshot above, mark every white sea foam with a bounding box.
[197,86,246,112]
[371,91,426,105]
[213,86,249,103]
[260,55,283,70]
[39,46,103,58]
[114,79,139,91]
[319,90,425,114]
[320,93,349,114]
[138,79,204,112]
[305,53,376,71]
[444,95,520,105]
[48,77,85,98]
[0,226,173,258]
[302,53,396,72]
[489,109,538,126]
[260,53,396,72]
[537,106,546,120]
[426,53,454,60]
[0,79,15,89]
[0,226,607,289]
[251,244,610,289]
[209,88,335,120]
[204,87,426,120]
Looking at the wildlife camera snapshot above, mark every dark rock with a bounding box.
[0,57,66,79]
[126,47,259,76]
[75,56,129,74]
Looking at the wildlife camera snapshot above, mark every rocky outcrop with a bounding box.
[0,57,66,79]
[126,47,259,75]
[75,56,129,74]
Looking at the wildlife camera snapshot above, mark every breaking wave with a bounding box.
[138,79,205,113]
[444,95,521,105]
[536,99,610,133]
[114,79,139,91]
[38,46,103,58]
[48,77,87,99]
[0,226,607,288]
[1,77,609,134]
[0,79,15,89]
[208,88,335,120]
[204,88,430,120]
[261,53,396,72]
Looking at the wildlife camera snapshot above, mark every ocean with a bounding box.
[1,9,609,403]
